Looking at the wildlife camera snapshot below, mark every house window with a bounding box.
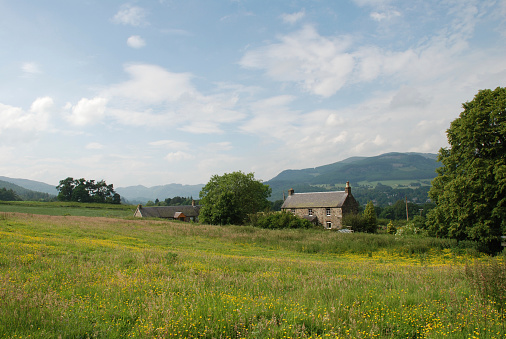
[326,221,332,229]
[291,209,295,215]
[308,208,313,216]
[326,208,331,216]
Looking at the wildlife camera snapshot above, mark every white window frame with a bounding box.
[326,208,331,216]
[308,208,313,216]
[326,221,332,229]
[291,209,295,215]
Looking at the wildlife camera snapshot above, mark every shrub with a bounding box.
[248,211,313,229]
[386,220,396,234]
[395,223,427,238]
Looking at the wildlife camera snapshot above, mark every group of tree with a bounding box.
[0,188,21,201]
[56,177,121,204]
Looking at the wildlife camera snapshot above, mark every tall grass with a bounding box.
[0,212,504,338]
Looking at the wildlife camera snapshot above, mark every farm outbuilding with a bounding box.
[134,201,201,222]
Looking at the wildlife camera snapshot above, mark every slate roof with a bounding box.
[136,205,201,218]
[281,191,349,209]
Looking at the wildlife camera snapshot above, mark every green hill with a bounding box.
[266,152,440,203]
[0,180,55,201]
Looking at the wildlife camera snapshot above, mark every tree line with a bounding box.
[56,177,121,204]
[145,196,196,206]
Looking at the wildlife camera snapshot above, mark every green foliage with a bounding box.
[426,87,506,253]
[248,211,313,229]
[0,188,21,201]
[363,201,378,233]
[386,220,396,234]
[163,196,194,206]
[199,171,271,225]
[395,223,427,238]
[465,259,506,313]
[56,177,121,204]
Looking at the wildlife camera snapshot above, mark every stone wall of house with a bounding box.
[288,207,344,229]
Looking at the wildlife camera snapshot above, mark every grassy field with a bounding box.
[0,201,137,218]
[0,210,504,338]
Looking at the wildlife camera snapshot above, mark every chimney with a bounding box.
[192,199,195,207]
[345,181,351,195]
[288,188,294,196]
[138,204,142,209]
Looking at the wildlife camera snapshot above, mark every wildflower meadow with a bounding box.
[0,212,504,338]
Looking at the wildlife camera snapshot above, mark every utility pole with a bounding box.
[405,196,409,221]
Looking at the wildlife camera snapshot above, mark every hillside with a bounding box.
[0,179,54,201]
[0,176,58,195]
[266,152,439,201]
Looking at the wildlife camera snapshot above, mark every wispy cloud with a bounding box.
[112,5,148,26]
[281,10,305,24]
[86,142,104,150]
[21,62,41,74]
[66,64,244,134]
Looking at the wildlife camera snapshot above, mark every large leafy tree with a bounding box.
[199,171,271,225]
[426,87,506,253]
[56,177,121,204]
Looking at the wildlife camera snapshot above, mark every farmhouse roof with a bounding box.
[136,205,201,218]
[281,191,350,209]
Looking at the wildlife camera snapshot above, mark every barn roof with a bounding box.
[281,191,349,209]
[136,205,201,218]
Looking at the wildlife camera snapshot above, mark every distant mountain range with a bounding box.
[1,152,439,204]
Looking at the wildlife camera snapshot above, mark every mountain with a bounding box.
[115,184,204,204]
[0,176,58,196]
[265,152,440,201]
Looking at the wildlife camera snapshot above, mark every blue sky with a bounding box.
[1,0,505,187]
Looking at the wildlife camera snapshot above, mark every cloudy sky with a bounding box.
[1,0,505,187]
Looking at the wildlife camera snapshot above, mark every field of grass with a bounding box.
[0,201,137,218]
[0,211,505,338]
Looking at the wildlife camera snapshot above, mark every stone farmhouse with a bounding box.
[134,200,201,222]
[281,182,359,229]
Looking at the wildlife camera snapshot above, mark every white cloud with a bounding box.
[281,10,305,24]
[165,151,194,162]
[62,64,244,134]
[149,140,189,150]
[240,25,355,97]
[21,62,41,74]
[105,64,196,103]
[0,97,53,135]
[64,97,108,126]
[370,10,400,22]
[86,142,104,150]
[127,35,146,48]
[112,5,148,26]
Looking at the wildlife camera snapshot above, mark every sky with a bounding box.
[1,0,505,188]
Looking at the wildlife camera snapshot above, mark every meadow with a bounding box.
[0,210,504,338]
